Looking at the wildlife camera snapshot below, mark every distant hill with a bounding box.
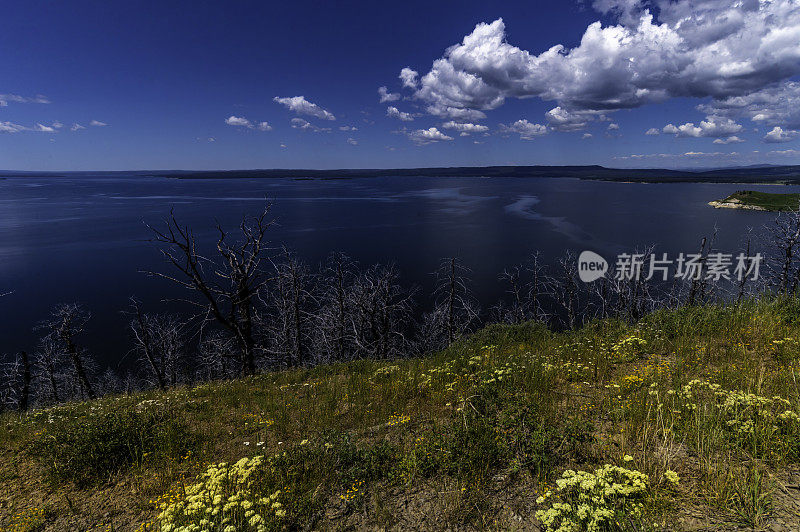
[4,164,800,183]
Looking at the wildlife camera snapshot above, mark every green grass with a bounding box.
[712,190,800,211]
[5,297,800,530]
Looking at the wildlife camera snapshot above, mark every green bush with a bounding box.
[29,406,197,487]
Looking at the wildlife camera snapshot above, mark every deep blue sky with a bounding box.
[1,0,799,170]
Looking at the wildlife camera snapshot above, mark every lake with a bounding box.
[1,174,796,365]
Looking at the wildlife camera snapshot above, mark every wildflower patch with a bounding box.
[536,464,649,532]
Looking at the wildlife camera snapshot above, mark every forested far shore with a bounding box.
[5,164,800,183]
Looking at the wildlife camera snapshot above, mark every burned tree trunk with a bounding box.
[39,304,95,400]
[18,351,30,412]
[146,207,273,376]
[130,299,167,391]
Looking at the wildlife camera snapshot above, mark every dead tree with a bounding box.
[128,299,187,390]
[431,258,480,345]
[764,210,800,294]
[349,264,415,359]
[546,251,584,330]
[264,251,316,367]
[0,351,31,412]
[196,330,239,380]
[736,231,755,303]
[146,207,273,376]
[33,335,63,404]
[492,252,550,324]
[18,351,30,411]
[38,303,95,400]
[314,252,357,363]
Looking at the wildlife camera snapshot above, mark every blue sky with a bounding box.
[1,0,799,171]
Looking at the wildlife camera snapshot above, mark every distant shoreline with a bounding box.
[3,164,800,185]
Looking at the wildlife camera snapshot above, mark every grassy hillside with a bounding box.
[710,190,800,211]
[5,299,800,530]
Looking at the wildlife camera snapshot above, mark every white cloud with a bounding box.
[89,120,107,127]
[226,116,251,127]
[0,121,64,133]
[763,126,798,143]
[499,119,548,140]
[426,104,486,122]
[713,136,745,144]
[582,133,593,139]
[769,149,800,156]
[399,68,419,89]
[52,121,63,129]
[71,123,86,131]
[378,86,401,103]
[403,3,800,125]
[0,93,50,107]
[273,96,335,120]
[339,125,358,131]
[225,116,271,131]
[607,123,619,130]
[0,121,26,133]
[645,128,660,136]
[440,121,489,134]
[662,115,743,138]
[699,80,800,130]
[347,137,358,145]
[615,150,740,160]
[386,106,414,122]
[407,127,453,145]
[290,117,331,132]
[544,107,602,131]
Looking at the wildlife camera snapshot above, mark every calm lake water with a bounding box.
[1,174,798,365]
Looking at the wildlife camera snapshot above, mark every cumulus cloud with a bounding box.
[378,86,401,103]
[440,121,489,135]
[607,123,620,130]
[347,137,358,145]
[33,123,55,132]
[645,128,660,136]
[225,116,252,127]
[273,96,335,120]
[698,81,800,130]
[713,136,745,144]
[0,93,50,107]
[291,117,331,132]
[763,126,799,143]
[225,116,272,131]
[426,104,486,122]
[399,68,419,89]
[407,127,453,145]
[582,133,593,139]
[386,106,414,122]
[71,123,86,131]
[400,2,800,128]
[89,120,107,127]
[662,115,743,138]
[339,125,358,131]
[545,107,602,131]
[499,119,548,140]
